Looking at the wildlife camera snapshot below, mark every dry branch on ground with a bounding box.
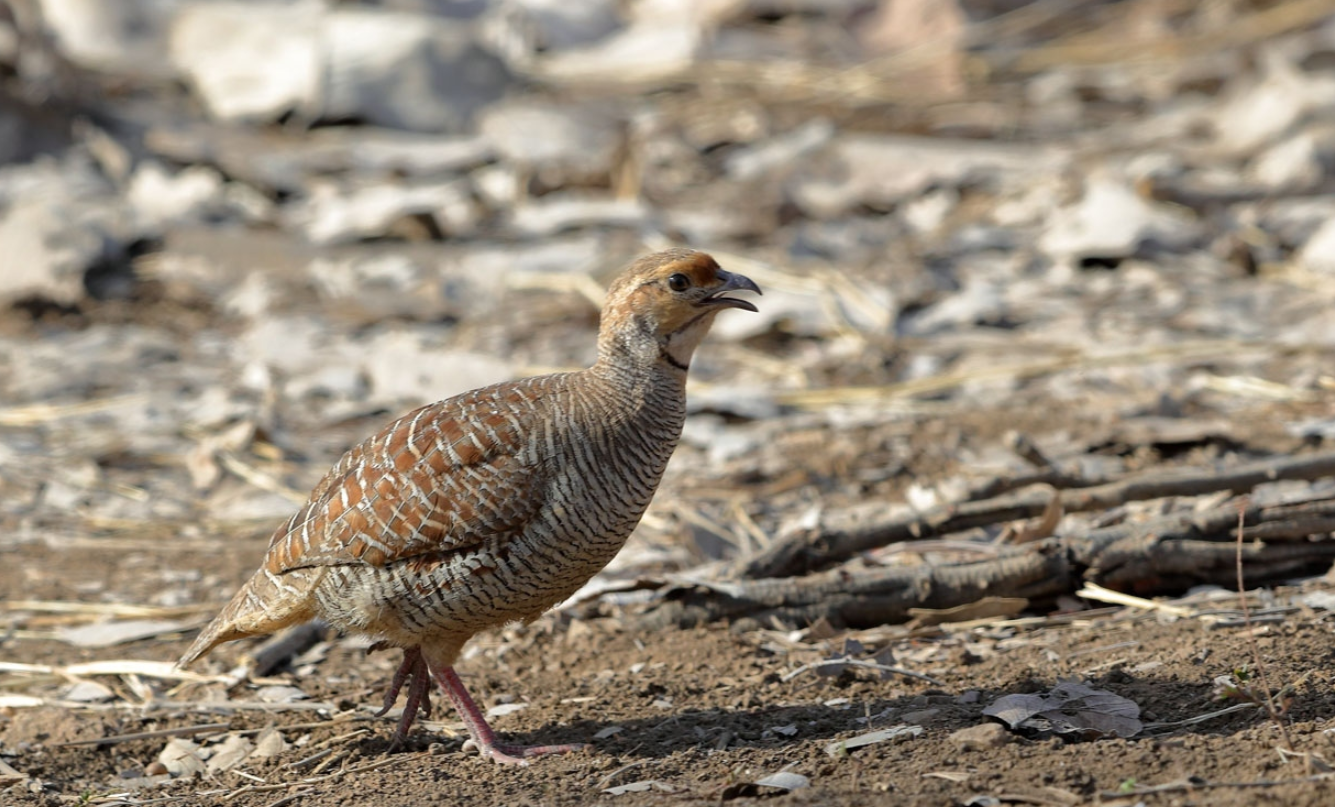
[641,451,1335,631]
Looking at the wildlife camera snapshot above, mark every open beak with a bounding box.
[698,269,761,312]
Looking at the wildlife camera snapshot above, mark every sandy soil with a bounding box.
[4,523,1335,806]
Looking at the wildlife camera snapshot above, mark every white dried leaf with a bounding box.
[250,726,289,759]
[592,726,624,740]
[825,724,922,757]
[62,680,114,703]
[0,757,27,784]
[158,738,206,777]
[602,780,673,796]
[753,771,810,791]
[770,724,799,737]
[58,620,189,648]
[206,734,254,772]
[255,685,308,704]
[486,702,529,718]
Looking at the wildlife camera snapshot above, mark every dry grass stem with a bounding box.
[1076,583,1196,618]
[56,722,233,748]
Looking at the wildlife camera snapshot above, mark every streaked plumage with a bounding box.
[179,249,760,763]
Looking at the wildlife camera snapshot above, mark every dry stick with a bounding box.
[55,722,232,748]
[1234,506,1295,754]
[780,659,942,686]
[735,450,1335,579]
[648,494,1335,631]
[245,621,330,677]
[1104,772,1335,799]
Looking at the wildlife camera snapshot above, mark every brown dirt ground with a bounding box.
[4,524,1335,807]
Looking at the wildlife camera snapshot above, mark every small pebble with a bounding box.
[948,722,1011,751]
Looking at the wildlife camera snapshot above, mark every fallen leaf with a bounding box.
[62,680,115,703]
[486,702,529,718]
[206,734,254,772]
[983,682,1142,739]
[58,620,190,648]
[255,685,308,704]
[826,724,922,757]
[753,771,810,791]
[250,726,289,759]
[603,780,674,795]
[0,758,28,785]
[158,738,206,777]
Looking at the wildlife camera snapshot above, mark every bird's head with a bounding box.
[598,249,761,372]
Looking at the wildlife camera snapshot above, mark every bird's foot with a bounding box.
[463,739,589,766]
[374,648,433,750]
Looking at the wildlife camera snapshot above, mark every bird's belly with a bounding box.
[312,521,635,647]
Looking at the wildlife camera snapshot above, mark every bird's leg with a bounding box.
[429,664,587,766]
[373,647,433,749]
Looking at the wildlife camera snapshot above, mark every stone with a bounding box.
[1249,131,1325,191]
[169,1,323,122]
[507,193,648,237]
[126,161,227,230]
[323,9,513,132]
[507,0,622,52]
[287,177,476,244]
[478,100,622,180]
[948,722,1011,751]
[1039,177,1199,262]
[0,158,138,304]
[38,0,180,77]
[170,4,512,131]
[790,134,1068,218]
[1298,217,1335,274]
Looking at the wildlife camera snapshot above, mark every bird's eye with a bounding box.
[667,273,690,292]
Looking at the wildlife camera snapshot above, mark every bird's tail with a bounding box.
[177,567,322,668]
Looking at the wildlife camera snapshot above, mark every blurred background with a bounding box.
[3,0,1335,590]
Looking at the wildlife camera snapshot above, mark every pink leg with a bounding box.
[373,648,433,748]
[429,664,587,765]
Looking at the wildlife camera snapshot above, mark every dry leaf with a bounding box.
[603,780,674,796]
[251,726,289,759]
[206,734,254,772]
[57,619,190,648]
[158,738,206,777]
[826,724,922,757]
[486,702,529,718]
[983,682,1142,739]
[753,771,810,791]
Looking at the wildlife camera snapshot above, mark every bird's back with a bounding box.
[180,364,686,665]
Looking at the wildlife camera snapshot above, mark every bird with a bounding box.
[178,248,760,764]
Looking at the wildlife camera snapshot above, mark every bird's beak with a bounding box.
[698,270,761,312]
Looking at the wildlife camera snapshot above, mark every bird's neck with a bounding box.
[589,334,689,406]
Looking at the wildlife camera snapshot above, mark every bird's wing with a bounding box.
[260,380,556,575]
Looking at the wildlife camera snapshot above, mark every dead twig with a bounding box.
[645,490,1335,631]
[780,659,942,686]
[1102,772,1335,799]
[55,722,232,748]
[734,450,1335,579]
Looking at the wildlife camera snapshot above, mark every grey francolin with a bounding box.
[178,249,760,764]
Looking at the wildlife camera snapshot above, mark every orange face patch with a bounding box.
[666,252,722,288]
